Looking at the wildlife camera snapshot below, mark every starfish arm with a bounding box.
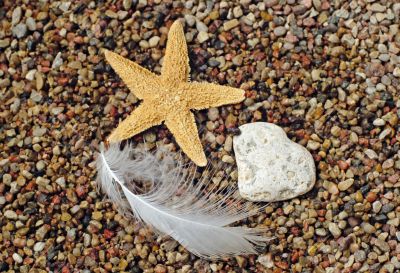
[107,103,163,142]
[104,49,160,100]
[165,111,207,167]
[161,21,190,85]
[181,82,245,110]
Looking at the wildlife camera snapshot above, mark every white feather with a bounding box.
[96,143,270,259]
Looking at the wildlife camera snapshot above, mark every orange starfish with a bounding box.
[105,20,244,166]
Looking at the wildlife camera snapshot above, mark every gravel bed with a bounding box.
[0,0,400,272]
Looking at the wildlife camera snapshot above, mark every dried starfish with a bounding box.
[104,20,245,166]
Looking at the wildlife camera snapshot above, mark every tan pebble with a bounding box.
[61,212,72,222]
[338,179,354,191]
[92,211,103,221]
[155,264,167,273]
[354,191,363,203]
[327,182,339,195]
[35,72,44,90]
[221,155,234,164]
[119,259,128,271]
[223,19,240,31]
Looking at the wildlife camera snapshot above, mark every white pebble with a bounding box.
[25,69,37,81]
[233,122,316,202]
[373,118,385,126]
[13,253,23,264]
[197,31,209,43]
[34,242,46,252]
[148,36,160,48]
[4,210,18,220]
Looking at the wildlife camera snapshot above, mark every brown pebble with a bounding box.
[366,192,377,202]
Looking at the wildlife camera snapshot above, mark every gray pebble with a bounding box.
[274,26,287,37]
[185,15,196,27]
[12,23,27,38]
[372,201,382,213]
[354,250,366,262]
[196,20,208,32]
[52,52,63,69]
[4,210,18,220]
[12,7,22,25]
[381,203,395,214]
[362,222,376,234]
[26,17,36,31]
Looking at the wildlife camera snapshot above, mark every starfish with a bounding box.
[104,20,245,166]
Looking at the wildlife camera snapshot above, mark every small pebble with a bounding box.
[12,253,23,264]
[328,223,341,238]
[223,19,239,31]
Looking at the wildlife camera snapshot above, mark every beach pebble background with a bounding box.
[0,0,400,272]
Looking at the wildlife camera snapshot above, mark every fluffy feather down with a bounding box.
[96,143,270,259]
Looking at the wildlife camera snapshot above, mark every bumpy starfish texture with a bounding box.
[104,20,245,166]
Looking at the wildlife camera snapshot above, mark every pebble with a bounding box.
[26,17,36,31]
[233,6,243,18]
[381,203,394,214]
[362,223,376,234]
[370,3,386,12]
[36,225,50,241]
[372,201,382,213]
[232,55,243,66]
[265,0,278,7]
[52,52,63,69]
[30,90,43,102]
[292,4,307,15]
[196,21,208,32]
[185,15,196,27]
[338,179,353,191]
[12,253,23,264]
[382,159,394,169]
[123,0,132,10]
[25,69,36,81]
[12,23,27,38]
[233,122,315,202]
[375,239,390,252]
[257,254,274,268]
[55,177,66,188]
[197,31,209,43]
[33,242,45,252]
[373,118,385,126]
[328,223,341,238]
[393,67,400,77]
[354,250,366,262]
[207,108,219,121]
[51,107,64,115]
[149,36,160,48]
[273,26,287,37]
[223,19,239,31]
[59,2,71,12]
[12,7,21,25]
[365,149,378,159]
[4,210,18,220]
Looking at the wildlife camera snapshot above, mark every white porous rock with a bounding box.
[233,122,316,202]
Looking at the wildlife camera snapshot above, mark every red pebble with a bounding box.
[75,186,86,197]
[366,192,377,202]
[338,160,349,170]
[103,229,114,239]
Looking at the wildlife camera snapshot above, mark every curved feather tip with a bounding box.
[96,143,271,259]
